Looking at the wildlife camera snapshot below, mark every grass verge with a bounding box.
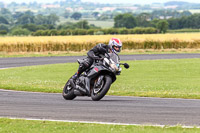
[0,59,200,99]
[0,118,199,133]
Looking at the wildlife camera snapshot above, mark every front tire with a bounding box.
[91,75,112,101]
[62,80,76,100]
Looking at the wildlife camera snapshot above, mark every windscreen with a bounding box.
[108,53,120,64]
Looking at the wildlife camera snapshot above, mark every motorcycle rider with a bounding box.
[70,38,122,95]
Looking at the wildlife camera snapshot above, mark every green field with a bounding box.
[88,20,114,28]
[0,118,199,133]
[59,17,114,28]
[0,58,200,99]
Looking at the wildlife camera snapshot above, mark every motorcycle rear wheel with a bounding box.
[91,75,112,101]
[62,79,76,100]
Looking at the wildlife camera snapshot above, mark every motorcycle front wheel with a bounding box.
[91,75,112,101]
[62,79,76,100]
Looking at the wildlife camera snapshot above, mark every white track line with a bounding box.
[0,67,19,70]
[0,68,11,70]
[0,117,199,129]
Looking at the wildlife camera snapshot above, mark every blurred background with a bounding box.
[1,0,200,36]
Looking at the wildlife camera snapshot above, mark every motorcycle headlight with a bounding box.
[110,63,119,72]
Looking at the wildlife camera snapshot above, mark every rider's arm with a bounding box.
[87,50,100,60]
[96,43,108,54]
[87,43,108,59]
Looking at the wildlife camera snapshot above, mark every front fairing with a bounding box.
[87,65,112,78]
[107,53,121,73]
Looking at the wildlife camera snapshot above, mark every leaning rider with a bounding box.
[70,38,122,94]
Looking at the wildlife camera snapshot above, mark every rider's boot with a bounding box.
[70,64,85,88]
[72,72,78,80]
[70,61,91,95]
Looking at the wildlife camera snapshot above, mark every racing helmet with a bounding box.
[108,38,122,54]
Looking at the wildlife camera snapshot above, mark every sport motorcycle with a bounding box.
[62,53,129,101]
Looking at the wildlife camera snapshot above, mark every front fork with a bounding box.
[84,75,104,95]
[95,75,104,87]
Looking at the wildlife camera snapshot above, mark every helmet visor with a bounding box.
[113,45,121,52]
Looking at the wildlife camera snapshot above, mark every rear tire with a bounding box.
[62,80,76,100]
[91,75,112,101]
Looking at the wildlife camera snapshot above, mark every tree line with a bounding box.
[1,8,200,36]
[31,27,157,36]
[114,13,200,32]
[0,8,84,35]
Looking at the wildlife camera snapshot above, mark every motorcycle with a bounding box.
[62,53,129,101]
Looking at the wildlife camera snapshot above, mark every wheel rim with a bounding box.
[64,82,72,94]
[93,79,105,95]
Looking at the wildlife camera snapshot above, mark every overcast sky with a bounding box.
[1,0,200,4]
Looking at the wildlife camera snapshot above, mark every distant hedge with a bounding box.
[0,30,7,35]
[32,27,158,36]
[168,29,200,33]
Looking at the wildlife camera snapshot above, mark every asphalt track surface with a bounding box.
[1,54,200,126]
[1,53,200,68]
[0,90,200,126]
